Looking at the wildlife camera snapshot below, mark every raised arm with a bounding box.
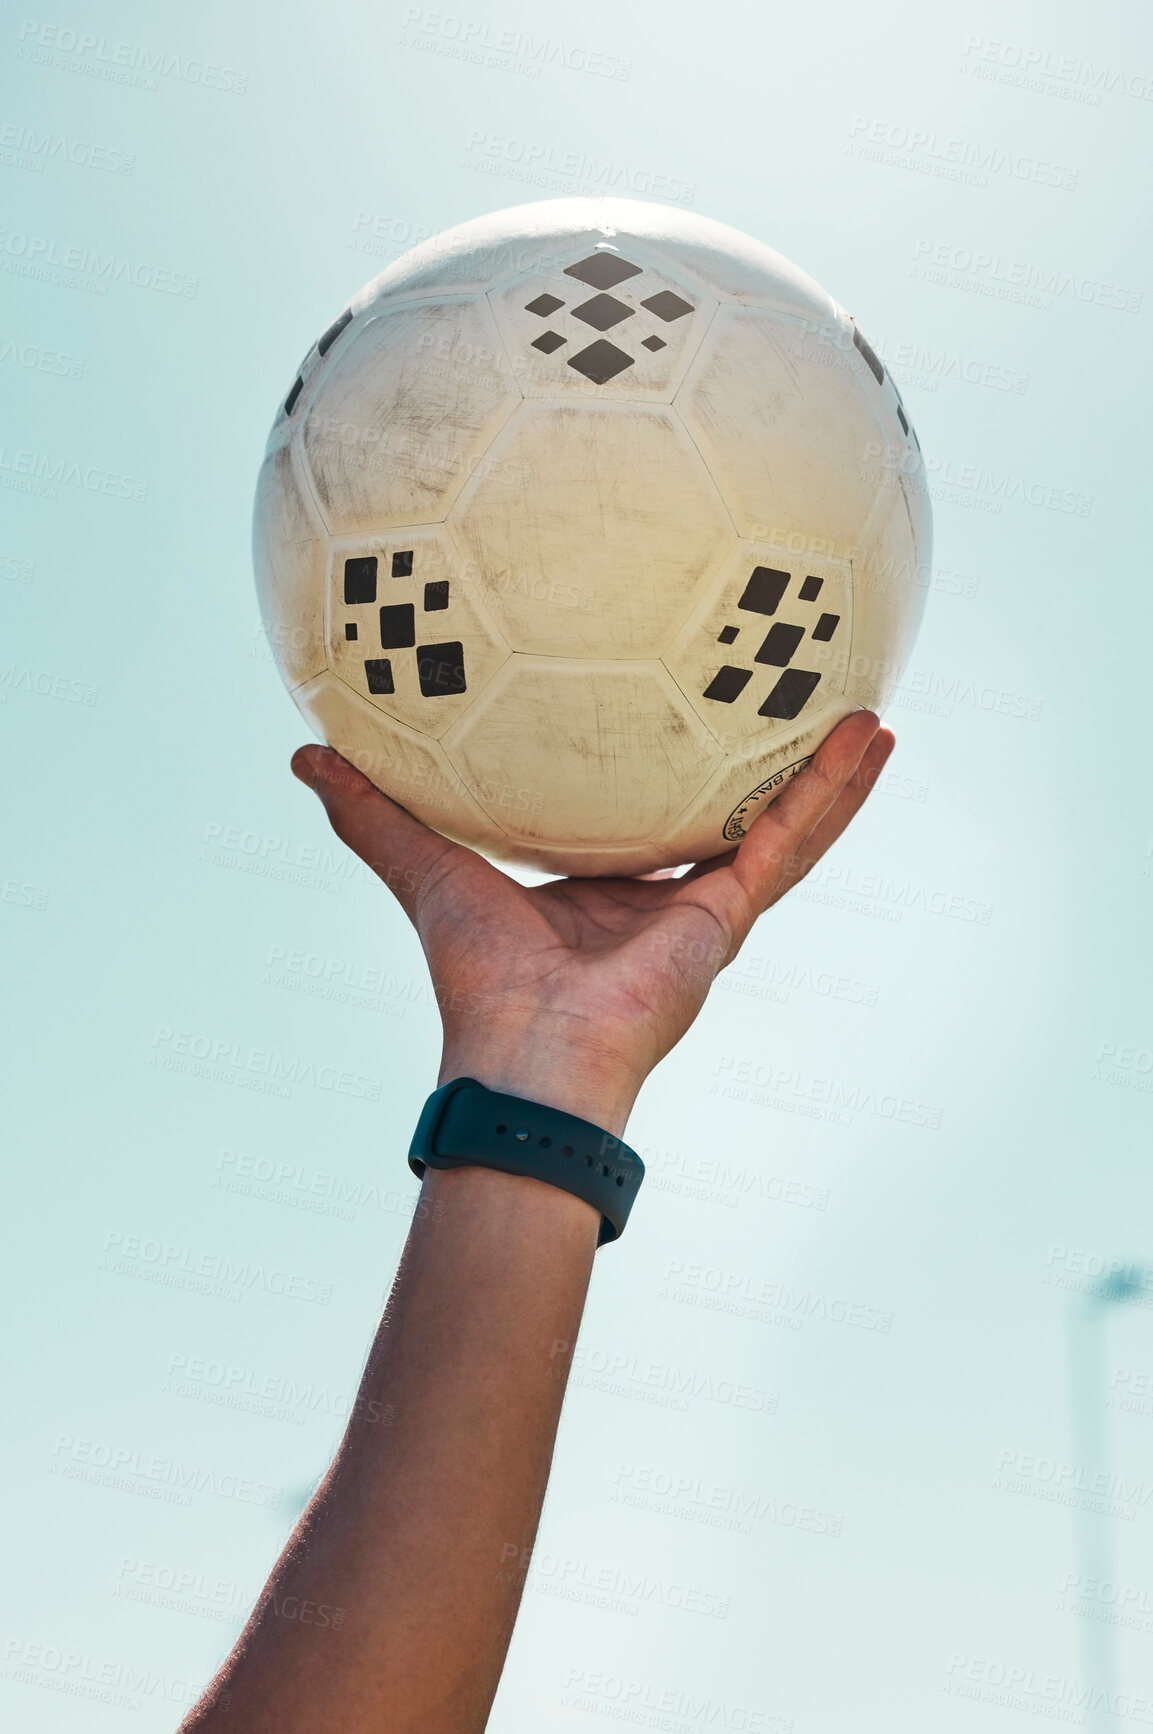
[180,710,892,1734]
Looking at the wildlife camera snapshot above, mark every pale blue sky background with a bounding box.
[2,0,1152,1728]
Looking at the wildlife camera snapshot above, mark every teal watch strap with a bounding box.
[408,1077,644,1246]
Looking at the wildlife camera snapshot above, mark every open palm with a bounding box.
[293,711,892,1132]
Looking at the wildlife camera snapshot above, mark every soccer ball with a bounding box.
[254,196,930,877]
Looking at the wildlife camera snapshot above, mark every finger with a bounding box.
[291,744,462,919]
[667,713,881,960]
[675,848,737,886]
[730,710,881,910]
[770,727,895,903]
[676,712,881,895]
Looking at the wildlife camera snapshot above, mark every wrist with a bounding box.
[413,1074,645,1245]
[436,1040,639,1139]
[419,1160,603,1250]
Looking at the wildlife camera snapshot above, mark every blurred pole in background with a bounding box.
[1067,1267,1145,1734]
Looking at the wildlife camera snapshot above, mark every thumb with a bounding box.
[291,744,459,920]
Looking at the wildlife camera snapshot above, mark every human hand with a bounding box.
[292,712,893,1135]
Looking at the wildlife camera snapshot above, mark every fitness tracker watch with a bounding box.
[408,1077,645,1246]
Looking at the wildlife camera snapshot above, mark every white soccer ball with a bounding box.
[254,196,930,877]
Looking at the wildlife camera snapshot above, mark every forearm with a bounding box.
[181,1160,600,1734]
[185,717,886,1732]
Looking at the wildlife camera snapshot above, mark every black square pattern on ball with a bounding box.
[738,567,789,616]
[717,625,739,645]
[640,291,694,322]
[755,623,806,667]
[853,324,885,386]
[424,581,449,611]
[417,642,466,697]
[812,612,841,642]
[703,666,752,704]
[317,308,352,356]
[391,550,414,578]
[564,253,642,290]
[365,659,394,696]
[532,331,566,354]
[380,604,416,649]
[758,669,822,720]
[568,340,635,384]
[525,293,564,316]
[642,335,666,352]
[572,294,634,332]
[344,556,378,605]
[345,622,358,641]
[798,575,823,601]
